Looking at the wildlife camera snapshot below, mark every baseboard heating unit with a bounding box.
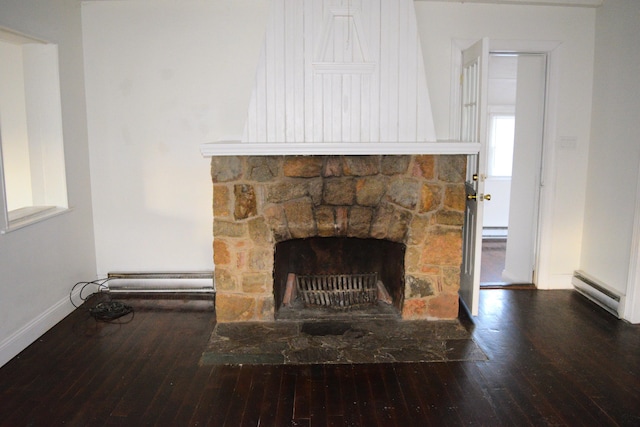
[106,271,214,296]
[572,270,625,318]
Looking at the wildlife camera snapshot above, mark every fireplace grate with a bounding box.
[296,273,378,309]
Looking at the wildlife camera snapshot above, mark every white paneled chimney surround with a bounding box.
[200,0,480,156]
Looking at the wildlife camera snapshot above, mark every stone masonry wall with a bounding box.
[211,155,466,322]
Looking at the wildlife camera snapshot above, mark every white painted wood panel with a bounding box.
[240,0,437,144]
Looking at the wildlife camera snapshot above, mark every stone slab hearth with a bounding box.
[211,155,466,322]
[199,319,487,365]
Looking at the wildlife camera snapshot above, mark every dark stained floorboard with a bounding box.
[0,290,639,426]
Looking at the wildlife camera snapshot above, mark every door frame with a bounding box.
[451,38,561,290]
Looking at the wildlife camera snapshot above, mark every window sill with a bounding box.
[2,206,71,234]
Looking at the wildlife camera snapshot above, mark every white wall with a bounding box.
[82,0,269,276]
[82,1,595,288]
[0,0,97,367]
[580,0,640,295]
[414,2,595,288]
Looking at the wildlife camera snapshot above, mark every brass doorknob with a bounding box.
[467,194,492,201]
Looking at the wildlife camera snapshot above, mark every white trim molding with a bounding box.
[623,165,640,324]
[201,141,481,157]
[414,0,602,7]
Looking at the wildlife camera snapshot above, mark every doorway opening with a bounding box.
[480,52,546,288]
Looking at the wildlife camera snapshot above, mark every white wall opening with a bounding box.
[0,27,68,233]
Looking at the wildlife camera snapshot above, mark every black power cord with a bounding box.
[70,278,134,323]
[88,301,133,321]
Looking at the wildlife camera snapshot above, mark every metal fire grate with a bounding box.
[296,273,378,309]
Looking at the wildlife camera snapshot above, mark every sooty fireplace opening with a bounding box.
[273,237,405,319]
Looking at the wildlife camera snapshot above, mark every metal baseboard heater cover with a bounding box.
[107,271,214,294]
[572,270,625,318]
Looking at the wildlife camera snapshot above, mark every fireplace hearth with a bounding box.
[211,154,466,322]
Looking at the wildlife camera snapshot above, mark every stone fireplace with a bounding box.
[204,0,479,322]
[211,154,466,322]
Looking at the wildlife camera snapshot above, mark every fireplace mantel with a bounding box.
[200,141,480,157]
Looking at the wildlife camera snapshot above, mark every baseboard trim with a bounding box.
[0,290,78,368]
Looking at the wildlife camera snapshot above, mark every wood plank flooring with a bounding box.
[0,290,639,426]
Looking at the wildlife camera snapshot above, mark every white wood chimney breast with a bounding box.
[242,0,437,144]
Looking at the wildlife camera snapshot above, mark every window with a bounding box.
[0,27,68,232]
[487,113,515,177]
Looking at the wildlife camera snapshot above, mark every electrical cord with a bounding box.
[69,278,134,323]
[88,301,133,321]
[69,278,111,308]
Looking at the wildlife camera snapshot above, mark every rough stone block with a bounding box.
[442,267,461,291]
[283,156,323,177]
[308,178,323,205]
[407,214,430,245]
[420,183,442,213]
[316,205,336,237]
[213,185,231,217]
[256,296,275,321]
[343,155,380,176]
[323,156,343,177]
[323,177,356,205]
[423,226,463,266]
[405,275,436,298]
[213,240,231,265]
[404,246,422,273]
[444,184,466,212]
[387,208,412,242]
[435,210,464,226]
[427,293,459,319]
[387,178,420,210]
[267,181,309,204]
[242,273,270,294]
[214,219,246,238]
[335,207,349,236]
[438,155,466,183]
[249,247,274,271]
[263,204,291,242]
[215,293,256,322]
[283,199,316,238]
[248,217,272,245]
[381,155,411,175]
[355,176,388,206]
[370,203,393,239]
[247,156,281,181]
[234,184,257,220]
[412,155,435,179]
[211,156,243,182]
[214,268,237,292]
[402,298,428,319]
[348,206,373,238]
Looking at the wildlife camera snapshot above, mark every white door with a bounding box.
[459,38,489,316]
[502,54,547,283]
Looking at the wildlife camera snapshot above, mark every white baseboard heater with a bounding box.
[106,271,214,295]
[572,270,625,318]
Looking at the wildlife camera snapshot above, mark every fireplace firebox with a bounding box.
[273,237,404,319]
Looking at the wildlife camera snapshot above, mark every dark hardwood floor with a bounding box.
[0,290,639,426]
